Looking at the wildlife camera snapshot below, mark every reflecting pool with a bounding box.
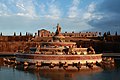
[0,58,120,80]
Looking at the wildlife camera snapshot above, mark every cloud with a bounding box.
[33,0,61,19]
[68,0,80,18]
[98,0,120,13]
[39,3,45,13]
[0,3,11,16]
[0,0,62,35]
[16,2,25,11]
[83,2,103,21]
[0,15,41,35]
[45,4,61,19]
[60,18,93,32]
[87,0,120,33]
[2,0,120,35]
[15,0,37,18]
[0,15,94,35]
[83,3,95,20]
[0,0,37,18]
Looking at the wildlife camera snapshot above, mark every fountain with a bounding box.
[15,24,102,70]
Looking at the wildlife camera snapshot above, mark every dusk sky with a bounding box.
[0,0,120,35]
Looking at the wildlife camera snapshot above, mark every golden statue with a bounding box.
[53,23,65,42]
[55,23,61,35]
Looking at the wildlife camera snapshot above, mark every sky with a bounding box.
[0,0,120,35]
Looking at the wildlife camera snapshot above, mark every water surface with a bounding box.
[0,58,120,80]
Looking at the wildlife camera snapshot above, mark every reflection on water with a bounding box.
[0,58,120,80]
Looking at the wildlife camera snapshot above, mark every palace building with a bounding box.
[38,29,98,38]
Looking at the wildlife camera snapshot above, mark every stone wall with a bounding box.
[0,42,40,52]
[76,41,120,53]
[0,41,120,53]
[0,35,120,53]
[0,36,33,42]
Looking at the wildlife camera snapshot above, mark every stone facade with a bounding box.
[38,29,51,37]
[38,29,98,37]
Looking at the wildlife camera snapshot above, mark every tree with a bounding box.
[26,32,28,36]
[20,32,22,36]
[0,32,2,36]
[115,31,117,36]
[107,31,111,35]
[103,32,107,41]
[14,32,16,36]
[99,32,101,36]
[103,32,107,37]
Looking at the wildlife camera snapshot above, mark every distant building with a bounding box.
[38,29,98,37]
[38,29,51,37]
